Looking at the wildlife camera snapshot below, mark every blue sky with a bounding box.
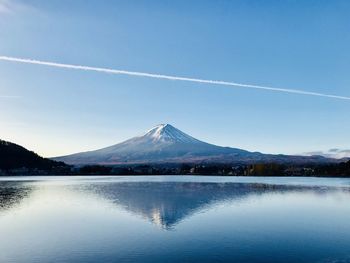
[0,0,349,157]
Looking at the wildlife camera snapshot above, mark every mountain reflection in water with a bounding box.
[0,180,347,230]
[1,177,350,263]
[85,182,344,229]
[0,180,345,229]
[91,182,276,229]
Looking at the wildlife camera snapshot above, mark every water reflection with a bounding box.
[80,181,342,229]
[0,181,33,212]
[1,177,350,263]
[0,180,347,230]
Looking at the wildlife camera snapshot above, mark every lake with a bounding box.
[1,176,350,263]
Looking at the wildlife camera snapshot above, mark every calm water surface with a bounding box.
[1,176,350,263]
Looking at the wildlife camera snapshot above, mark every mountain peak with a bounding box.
[143,124,199,143]
[146,123,173,134]
[147,123,172,132]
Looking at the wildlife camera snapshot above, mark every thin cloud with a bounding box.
[0,95,20,98]
[0,0,34,15]
[0,0,18,14]
[0,55,350,101]
[0,122,24,126]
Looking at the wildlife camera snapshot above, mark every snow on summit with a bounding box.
[144,124,200,143]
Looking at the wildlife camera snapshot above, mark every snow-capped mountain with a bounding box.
[304,149,350,160]
[53,124,334,165]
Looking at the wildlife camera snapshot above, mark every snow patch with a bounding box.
[143,124,200,143]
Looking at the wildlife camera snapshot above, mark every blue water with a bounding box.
[0,176,350,263]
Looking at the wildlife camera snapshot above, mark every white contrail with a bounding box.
[0,55,349,101]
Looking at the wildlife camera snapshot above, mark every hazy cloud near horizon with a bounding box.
[304,149,350,159]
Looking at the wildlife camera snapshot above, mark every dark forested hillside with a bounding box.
[0,139,66,172]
